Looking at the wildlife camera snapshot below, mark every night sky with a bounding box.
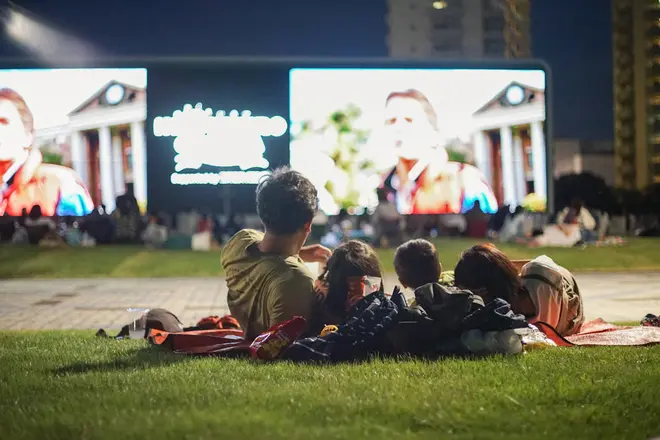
[1,0,612,141]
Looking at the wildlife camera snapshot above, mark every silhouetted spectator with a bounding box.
[142,214,168,248]
[81,207,115,245]
[112,196,140,243]
[0,213,15,242]
[373,189,401,247]
[464,200,489,238]
[25,205,55,244]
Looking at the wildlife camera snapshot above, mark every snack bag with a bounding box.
[345,276,383,311]
[364,276,382,295]
[522,324,557,351]
[249,316,307,360]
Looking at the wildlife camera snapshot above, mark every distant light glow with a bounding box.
[432,1,448,9]
[2,7,99,65]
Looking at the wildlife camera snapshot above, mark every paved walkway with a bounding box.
[1,274,659,330]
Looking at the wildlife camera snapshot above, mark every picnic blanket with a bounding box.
[536,318,660,347]
[149,292,397,361]
[148,288,530,361]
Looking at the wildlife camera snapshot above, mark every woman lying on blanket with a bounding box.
[453,244,584,336]
[309,240,384,336]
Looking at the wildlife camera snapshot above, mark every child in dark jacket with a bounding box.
[393,239,444,290]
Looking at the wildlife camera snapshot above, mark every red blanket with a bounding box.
[536,319,660,347]
[148,317,307,360]
[149,328,247,351]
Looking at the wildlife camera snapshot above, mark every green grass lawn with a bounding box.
[1,238,660,279]
[0,331,658,440]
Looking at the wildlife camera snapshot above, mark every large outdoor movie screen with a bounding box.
[290,68,548,215]
[0,68,147,216]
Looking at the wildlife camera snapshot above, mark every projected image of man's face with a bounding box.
[0,97,31,161]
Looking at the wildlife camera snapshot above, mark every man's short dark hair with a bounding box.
[394,239,442,289]
[256,167,318,235]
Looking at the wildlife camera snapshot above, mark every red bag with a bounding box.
[149,328,244,351]
[249,317,307,360]
[196,315,241,330]
[149,317,306,359]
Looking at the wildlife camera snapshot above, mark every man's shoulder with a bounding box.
[35,164,83,184]
[227,229,263,245]
[269,258,315,295]
[272,253,314,284]
[221,230,313,281]
[221,229,263,265]
[224,229,263,251]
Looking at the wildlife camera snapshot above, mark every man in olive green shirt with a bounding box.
[221,168,331,340]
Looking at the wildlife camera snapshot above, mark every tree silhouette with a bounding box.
[554,172,616,213]
[294,104,375,209]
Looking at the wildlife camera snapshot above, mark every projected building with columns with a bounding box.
[34,81,147,212]
[471,82,547,207]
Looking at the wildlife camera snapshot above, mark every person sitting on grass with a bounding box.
[393,239,443,291]
[142,214,168,249]
[453,244,584,336]
[221,168,332,340]
[24,204,56,245]
[557,197,597,244]
[310,240,384,335]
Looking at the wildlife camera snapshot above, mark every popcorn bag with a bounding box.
[249,316,307,360]
[345,276,383,311]
[363,276,382,295]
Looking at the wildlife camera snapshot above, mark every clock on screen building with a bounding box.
[105,84,125,105]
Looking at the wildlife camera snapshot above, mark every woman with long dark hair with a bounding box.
[453,244,584,336]
[310,240,383,335]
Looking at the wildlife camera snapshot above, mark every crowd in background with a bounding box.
[0,185,247,250]
[0,185,655,251]
[316,196,619,249]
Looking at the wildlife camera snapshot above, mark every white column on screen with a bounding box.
[70,130,88,186]
[512,132,526,203]
[111,133,125,196]
[499,125,516,207]
[473,130,491,184]
[98,126,115,211]
[130,121,147,209]
[530,121,547,199]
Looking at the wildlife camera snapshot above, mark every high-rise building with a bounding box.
[386,0,531,59]
[612,0,660,189]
